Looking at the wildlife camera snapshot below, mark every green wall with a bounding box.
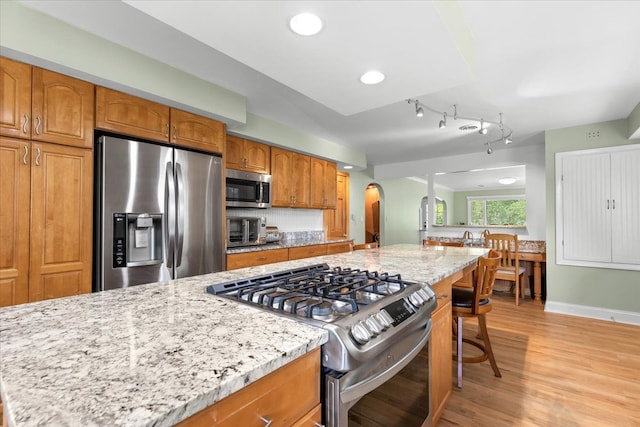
[451,188,525,225]
[545,118,640,314]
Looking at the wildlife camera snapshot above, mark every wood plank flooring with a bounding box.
[347,294,640,427]
[441,294,640,427]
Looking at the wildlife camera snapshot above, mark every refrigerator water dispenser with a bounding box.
[113,213,163,268]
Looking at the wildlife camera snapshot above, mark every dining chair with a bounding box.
[484,233,527,305]
[452,249,502,388]
[423,240,464,247]
[462,231,473,239]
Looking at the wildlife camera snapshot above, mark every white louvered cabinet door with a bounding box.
[610,148,640,265]
[560,152,612,262]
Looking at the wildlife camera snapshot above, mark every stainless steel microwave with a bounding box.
[226,169,272,208]
[226,217,267,247]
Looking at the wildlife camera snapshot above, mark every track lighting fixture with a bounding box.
[438,112,447,129]
[479,119,488,135]
[407,99,514,153]
[415,100,424,118]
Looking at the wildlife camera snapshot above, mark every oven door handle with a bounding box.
[340,322,432,403]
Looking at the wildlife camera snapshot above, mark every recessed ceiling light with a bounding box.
[360,70,385,85]
[289,13,323,36]
[498,177,517,185]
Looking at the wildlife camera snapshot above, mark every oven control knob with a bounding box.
[365,316,383,335]
[351,321,372,344]
[409,292,424,307]
[375,311,393,329]
[418,288,434,302]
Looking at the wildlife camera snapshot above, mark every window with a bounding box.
[467,195,526,226]
[421,196,447,227]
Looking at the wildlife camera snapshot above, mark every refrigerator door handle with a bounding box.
[165,161,176,272]
[176,162,185,267]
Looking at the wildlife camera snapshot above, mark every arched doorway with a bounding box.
[364,183,382,245]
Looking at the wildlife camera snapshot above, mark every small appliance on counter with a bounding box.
[265,226,283,243]
[226,216,267,247]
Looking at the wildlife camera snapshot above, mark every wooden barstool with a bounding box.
[452,249,502,388]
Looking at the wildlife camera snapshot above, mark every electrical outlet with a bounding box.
[587,130,600,140]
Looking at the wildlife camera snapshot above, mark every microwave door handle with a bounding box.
[258,182,264,203]
[176,162,185,267]
[165,162,175,272]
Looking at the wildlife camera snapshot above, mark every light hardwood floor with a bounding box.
[441,294,640,427]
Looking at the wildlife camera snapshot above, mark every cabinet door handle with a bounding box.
[612,199,615,209]
[22,114,29,134]
[173,124,177,141]
[35,147,41,166]
[259,416,273,427]
[165,123,169,137]
[314,423,326,427]
[22,145,29,165]
[34,115,42,135]
[438,293,448,299]
[606,199,610,210]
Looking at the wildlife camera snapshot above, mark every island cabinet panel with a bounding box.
[0,57,32,139]
[429,276,453,425]
[0,138,30,307]
[170,109,225,154]
[226,134,270,174]
[310,157,337,209]
[289,244,328,260]
[1,58,94,148]
[177,348,320,427]
[28,143,93,302]
[96,86,170,143]
[226,248,289,271]
[326,241,353,255]
[271,147,310,208]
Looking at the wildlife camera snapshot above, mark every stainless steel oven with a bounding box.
[207,263,435,427]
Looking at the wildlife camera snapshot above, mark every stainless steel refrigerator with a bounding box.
[94,135,224,291]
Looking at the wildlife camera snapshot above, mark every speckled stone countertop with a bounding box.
[0,244,485,427]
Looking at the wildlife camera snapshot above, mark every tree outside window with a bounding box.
[468,195,526,226]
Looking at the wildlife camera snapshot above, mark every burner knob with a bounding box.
[365,316,383,335]
[409,292,424,307]
[378,310,394,328]
[351,321,372,344]
[419,287,435,301]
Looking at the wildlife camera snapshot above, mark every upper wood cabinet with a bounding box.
[0,137,93,306]
[226,134,270,174]
[0,58,94,148]
[325,171,349,239]
[96,87,225,154]
[170,109,225,154]
[310,158,337,209]
[96,87,170,142]
[271,147,310,208]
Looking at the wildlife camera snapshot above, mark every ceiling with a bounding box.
[18,1,640,189]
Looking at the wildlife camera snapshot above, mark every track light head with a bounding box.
[504,135,513,144]
[479,119,488,135]
[415,101,424,118]
[487,146,493,154]
[438,112,447,129]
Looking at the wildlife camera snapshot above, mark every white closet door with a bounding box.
[561,152,611,262]
[610,148,640,264]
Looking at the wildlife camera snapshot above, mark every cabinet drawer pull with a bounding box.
[23,145,29,165]
[257,256,267,261]
[314,423,326,427]
[23,114,29,134]
[34,115,42,135]
[35,147,41,166]
[259,416,273,427]
[438,293,448,299]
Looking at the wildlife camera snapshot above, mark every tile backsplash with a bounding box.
[226,208,323,232]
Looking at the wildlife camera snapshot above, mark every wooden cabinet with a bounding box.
[429,276,453,425]
[289,244,327,260]
[326,241,353,255]
[325,171,349,239]
[1,58,94,148]
[177,348,320,427]
[0,138,92,306]
[226,248,289,271]
[96,87,225,154]
[310,158,337,209]
[271,147,310,208]
[226,134,270,173]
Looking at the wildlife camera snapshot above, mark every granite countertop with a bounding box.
[0,244,485,427]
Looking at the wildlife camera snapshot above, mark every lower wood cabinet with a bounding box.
[429,276,453,425]
[177,348,320,427]
[326,241,352,255]
[288,244,327,260]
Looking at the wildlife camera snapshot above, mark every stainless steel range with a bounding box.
[207,263,436,427]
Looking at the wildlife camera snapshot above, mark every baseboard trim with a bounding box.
[545,301,640,326]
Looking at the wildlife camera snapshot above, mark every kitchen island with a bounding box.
[0,244,486,426]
